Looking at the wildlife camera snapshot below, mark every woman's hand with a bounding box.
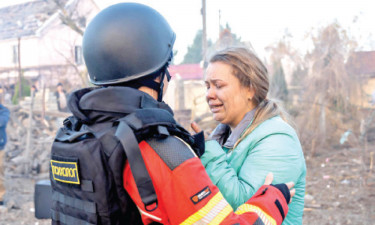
[264,173,295,204]
[191,121,211,140]
[190,121,206,157]
[191,121,202,134]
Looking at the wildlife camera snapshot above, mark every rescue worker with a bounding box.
[66,3,294,224]
[0,102,10,206]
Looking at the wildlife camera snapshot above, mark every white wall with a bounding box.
[0,0,99,83]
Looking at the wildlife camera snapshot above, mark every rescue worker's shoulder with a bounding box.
[145,135,197,170]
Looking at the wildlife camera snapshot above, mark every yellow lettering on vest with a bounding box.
[51,161,79,184]
[53,167,75,178]
[54,166,60,175]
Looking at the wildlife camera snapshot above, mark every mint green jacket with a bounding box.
[201,116,306,225]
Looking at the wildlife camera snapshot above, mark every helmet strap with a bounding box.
[157,69,169,102]
[118,66,171,102]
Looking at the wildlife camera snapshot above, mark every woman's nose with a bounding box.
[206,87,216,100]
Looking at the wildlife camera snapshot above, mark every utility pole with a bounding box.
[18,37,22,99]
[201,0,207,64]
[218,9,221,46]
[219,10,221,34]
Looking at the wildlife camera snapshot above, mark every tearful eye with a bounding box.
[215,83,224,89]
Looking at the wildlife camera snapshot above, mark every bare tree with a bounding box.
[52,0,85,36]
[50,0,98,87]
[296,23,361,155]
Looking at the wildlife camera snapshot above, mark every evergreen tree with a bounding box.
[290,65,307,87]
[182,30,205,64]
[183,24,244,64]
[12,74,31,104]
[270,61,288,102]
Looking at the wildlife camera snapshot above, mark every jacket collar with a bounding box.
[210,108,256,149]
[68,86,173,123]
[223,108,256,148]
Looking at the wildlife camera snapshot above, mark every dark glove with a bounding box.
[271,183,291,203]
[192,131,205,157]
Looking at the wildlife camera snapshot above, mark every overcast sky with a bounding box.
[1,0,374,63]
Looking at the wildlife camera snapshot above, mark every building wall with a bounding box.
[362,77,375,108]
[164,79,210,116]
[0,38,19,68]
[37,21,82,66]
[349,76,375,108]
[0,0,99,86]
[183,80,210,120]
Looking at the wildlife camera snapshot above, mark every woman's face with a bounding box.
[205,61,255,129]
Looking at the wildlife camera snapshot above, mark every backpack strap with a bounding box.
[123,108,201,149]
[114,108,204,212]
[115,120,158,212]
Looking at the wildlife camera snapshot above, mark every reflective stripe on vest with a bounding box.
[180,192,233,225]
[235,204,276,225]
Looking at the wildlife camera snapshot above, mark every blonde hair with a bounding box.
[209,47,286,148]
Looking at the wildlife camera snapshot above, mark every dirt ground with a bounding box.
[303,144,375,225]
[0,145,374,225]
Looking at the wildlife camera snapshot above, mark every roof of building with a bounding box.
[169,64,204,80]
[346,51,375,76]
[0,0,68,40]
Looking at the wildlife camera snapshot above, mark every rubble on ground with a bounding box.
[1,99,69,224]
[0,99,374,224]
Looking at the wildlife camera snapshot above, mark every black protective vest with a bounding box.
[50,87,203,225]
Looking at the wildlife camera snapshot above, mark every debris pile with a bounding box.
[1,102,69,225]
[5,104,68,178]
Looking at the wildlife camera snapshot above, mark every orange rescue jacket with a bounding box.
[123,137,288,225]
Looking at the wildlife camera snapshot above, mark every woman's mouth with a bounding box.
[210,104,223,113]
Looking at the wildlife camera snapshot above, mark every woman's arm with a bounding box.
[201,132,303,210]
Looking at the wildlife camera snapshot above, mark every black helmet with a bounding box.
[82,3,175,86]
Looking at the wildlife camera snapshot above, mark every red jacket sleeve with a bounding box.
[123,139,288,225]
